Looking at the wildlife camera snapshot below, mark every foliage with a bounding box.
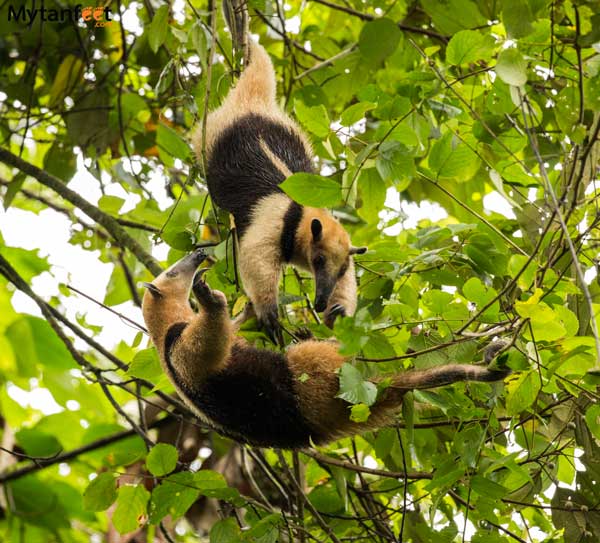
[0,0,600,541]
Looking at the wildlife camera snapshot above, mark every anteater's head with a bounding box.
[141,249,218,340]
[304,210,367,313]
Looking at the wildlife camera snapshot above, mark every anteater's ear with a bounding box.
[141,282,163,299]
[349,246,367,255]
[311,219,323,242]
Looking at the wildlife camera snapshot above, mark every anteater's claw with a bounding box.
[192,271,223,308]
[324,303,346,328]
[260,308,283,346]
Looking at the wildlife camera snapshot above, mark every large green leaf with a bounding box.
[446,30,493,65]
[337,363,378,406]
[83,473,118,512]
[294,100,330,138]
[496,48,528,87]
[113,484,150,534]
[505,370,541,415]
[359,19,401,64]
[429,133,480,181]
[148,5,170,53]
[280,173,341,207]
[146,443,178,476]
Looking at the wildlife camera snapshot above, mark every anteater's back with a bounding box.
[193,42,314,235]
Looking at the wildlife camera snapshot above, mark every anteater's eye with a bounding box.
[313,255,325,268]
[338,264,348,279]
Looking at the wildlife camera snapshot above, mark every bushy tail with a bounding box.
[193,40,276,159]
[226,41,276,113]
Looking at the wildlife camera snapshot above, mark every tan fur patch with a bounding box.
[258,137,292,178]
[237,193,291,317]
[286,342,406,442]
[192,41,312,162]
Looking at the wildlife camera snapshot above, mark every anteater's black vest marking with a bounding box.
[207,114,313,237]
[163,323,318,448]
[165,322,188,364]
[280,201,303,262]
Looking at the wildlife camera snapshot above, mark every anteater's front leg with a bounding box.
[168,274,235,385]
[237,237,283,344]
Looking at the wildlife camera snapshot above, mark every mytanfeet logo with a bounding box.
[7,4,113,27]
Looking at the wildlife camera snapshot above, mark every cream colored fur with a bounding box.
[192,41,312,160]
[193,40,359,325]
[237,193,291,321]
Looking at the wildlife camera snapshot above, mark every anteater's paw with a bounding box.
[258,306,283,346]
[192,271,226,309]
[294,327,315,341]
[324,303,346,328]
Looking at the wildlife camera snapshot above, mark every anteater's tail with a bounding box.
[387,363,510,391]
[192,41,277,159]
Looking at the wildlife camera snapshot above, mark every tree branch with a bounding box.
[0,416,174,484]
[0,147,162,276]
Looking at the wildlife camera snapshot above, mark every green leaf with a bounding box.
[508,254,536,290]
[103,264,130,306]
[48,55,84,109]
[502,0,534,38]
[505,371,540,415]
[429,133,480,181]
[210,518,243,543]
[191,470,239,500]
[337,363,378,406]
[280,173,341,207]
[496,48,528,87]
[462,277,499,321]
[340,102,376,126]
[157,123,191,165]
[470,475,509,499]
[376,141,415,187]
[359,19,401,64]
[0,247,50,282]
[83,473,118,512]
[98,195,125,214]
[191,21,208,64]
[128,348,163,380]
[146,443,178,476]
[161,195,206,250]
[585,404,600,441]
[8,476,69,530]
[421,0,486,35]
[446,30,492,66]
[245,513,281,543]
[15,428,62,457]
[294,100,330,138]
[65,90,110,152]
[6,316,77,375]
[149,472,200,524]
[43,142,76,183]
[113,484,150,534]
[148,5,169,53]
[515,290,567,341]
[358,168,386,222]
[309,485,345,514]
[2,172,25,210]
[350,403,371,423]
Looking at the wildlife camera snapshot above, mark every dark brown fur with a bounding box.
[141,251,510,449]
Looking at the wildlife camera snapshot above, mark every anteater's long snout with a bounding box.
[165,248,208,278]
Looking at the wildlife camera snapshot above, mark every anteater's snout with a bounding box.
[191,247,208,266]
[314,296,328,312]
